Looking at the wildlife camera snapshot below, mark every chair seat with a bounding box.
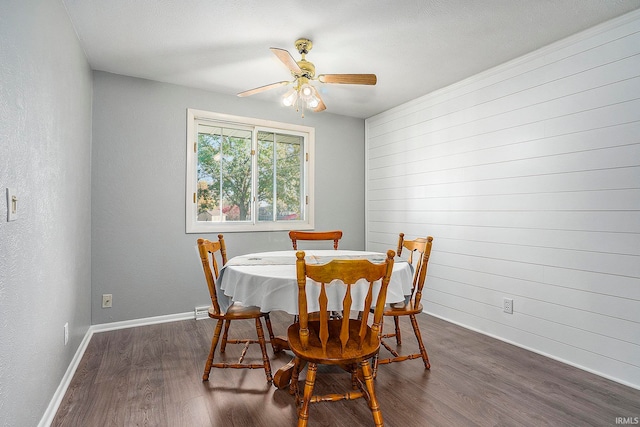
[208,303,264,320]
[287,319,380,364]
[383,301,423,316]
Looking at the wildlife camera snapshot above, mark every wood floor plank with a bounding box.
[51,312,640,426]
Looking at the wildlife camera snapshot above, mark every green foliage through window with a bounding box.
[257,131,303,222]
[197,125,253,222]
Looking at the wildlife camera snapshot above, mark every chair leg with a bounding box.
[409,314,430,369]
[372,314,386,379]
[297,362,317,427]
[203,319,224,381]
[350,363,359,389]
[289,357,302,399]
[220,319,231,353]
[255,318,273,383]
[263,313,279,353]
[372,349,380,379]
[393,316,401,345]
[360,360,384,427]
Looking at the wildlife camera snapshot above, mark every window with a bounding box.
[186,109,315,233]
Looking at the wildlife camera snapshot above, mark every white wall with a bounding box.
[91,71,366,325]
[0,0,93,425]
[365,11,640,388]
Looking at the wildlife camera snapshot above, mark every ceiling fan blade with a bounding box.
[237,81,289,97]
[318,74,377,85]
[311,86,326,112]
[270,48,302,74]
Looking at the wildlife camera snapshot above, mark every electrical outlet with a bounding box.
[102,294,113,308]
[503,298,513,314]
[64,322,69,345]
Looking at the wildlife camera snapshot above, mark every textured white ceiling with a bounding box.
[62,0,640,118]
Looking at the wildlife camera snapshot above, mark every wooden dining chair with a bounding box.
[197,235,277,384]
[289,230,345,320]
[289,230,343,250]
[288,250,395,427]
[372,233,434,377]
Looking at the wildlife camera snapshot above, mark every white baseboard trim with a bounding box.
[37,325,94,427]
[37,311,195,427]
[423,311,640,392]
[90,311,195,333]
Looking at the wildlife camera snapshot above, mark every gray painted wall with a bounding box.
[91,71,366,324]
[0,1,93,426]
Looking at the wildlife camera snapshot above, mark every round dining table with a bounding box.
[216,249,414,315]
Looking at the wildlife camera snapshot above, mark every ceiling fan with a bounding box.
[237,38,377,116]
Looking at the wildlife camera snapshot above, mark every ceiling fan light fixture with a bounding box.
[282,83,319,115]
[299,83,320,109]
[300,83,314,98]
[306,96,319,109]
[282,88,298,107]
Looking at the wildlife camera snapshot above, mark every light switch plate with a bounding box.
[6,188,17,221]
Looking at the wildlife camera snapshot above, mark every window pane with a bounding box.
[196,124,221,222]
[197,124,252,223]
[257,131,275,221]
[257,131,303,222]
[276,133,302,221]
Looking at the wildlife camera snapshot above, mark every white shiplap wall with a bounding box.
[365,11,640,389]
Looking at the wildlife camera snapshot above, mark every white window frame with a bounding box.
[186,109,315,233]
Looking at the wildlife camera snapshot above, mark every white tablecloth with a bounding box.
[216,250,413,315]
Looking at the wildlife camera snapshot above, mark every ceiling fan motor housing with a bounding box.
[296,59,315,79]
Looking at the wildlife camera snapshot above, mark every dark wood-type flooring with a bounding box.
[52,312,640,426]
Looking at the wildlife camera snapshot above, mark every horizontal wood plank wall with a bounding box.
[365,11,640,388]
